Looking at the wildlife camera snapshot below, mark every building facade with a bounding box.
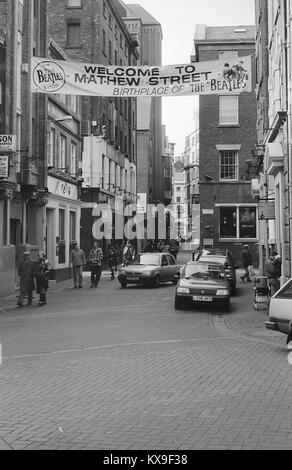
[183,128,200,239]
[191,25,258,267]
[123,3,164,206]
[47,0,139,260]
[254,0,292,282]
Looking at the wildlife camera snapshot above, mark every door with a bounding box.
[160,254,170,280]
[46,209,55,267]
[166,254,177,278]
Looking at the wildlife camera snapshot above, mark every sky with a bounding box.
[123,0,255,156]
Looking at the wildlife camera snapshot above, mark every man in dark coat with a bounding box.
[107,245,118,280]
[240,244,253,282]
[17,250,35,307]
[265,252,281,296]
[35,251,50,306]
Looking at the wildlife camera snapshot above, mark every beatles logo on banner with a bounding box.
[31,56,252,97]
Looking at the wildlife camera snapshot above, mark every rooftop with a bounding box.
[194,24,255,42]
[124,4,161,26]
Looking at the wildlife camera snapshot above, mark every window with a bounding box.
[67,22,80,47]
[102,30,106,55]
[59,135,67,170]
[177,187,181,191]
[67,0,81,7]
[69,211,77,242]
[239,207,257,239]
[48,128,56,168]
[220,207,237,238]
[177,197,181,203]
[58,209,66,264]
[219,96,239,125]
[70,142,77,175]
[219,150,238,181]
[219,206,257,239]
[108,40,112,63]
[167,255,176,265]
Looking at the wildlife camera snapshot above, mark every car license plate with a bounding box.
[127,276,139,281]
[193,295,212,302]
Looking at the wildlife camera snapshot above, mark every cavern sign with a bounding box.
[31,56,252,97]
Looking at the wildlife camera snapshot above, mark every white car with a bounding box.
[265,278,292,341]
[118,252,180,289]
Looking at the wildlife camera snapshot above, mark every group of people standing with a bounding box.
[69,240,135,289]
[17,250,50,307]
[144,239,179,260]
[241,243,282,296]
[17,238,180,305]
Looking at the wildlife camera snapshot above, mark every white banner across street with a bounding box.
[31,56,252,97]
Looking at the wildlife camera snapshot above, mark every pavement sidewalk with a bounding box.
[0,269,115,314]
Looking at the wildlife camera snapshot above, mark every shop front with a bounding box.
[46,176,81,281]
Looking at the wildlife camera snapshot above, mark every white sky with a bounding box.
[123,0,255,155]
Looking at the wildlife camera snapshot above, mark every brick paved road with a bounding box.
[0,262,291,450]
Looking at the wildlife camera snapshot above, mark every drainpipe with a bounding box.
[286,1,292,279]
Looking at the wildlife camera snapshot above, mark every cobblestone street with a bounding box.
[0,259,291,450]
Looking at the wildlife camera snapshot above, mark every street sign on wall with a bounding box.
[0,135,16,151]
[0,156,9,178]
[258,200,275,220]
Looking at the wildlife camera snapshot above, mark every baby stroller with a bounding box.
[253,276,270,311]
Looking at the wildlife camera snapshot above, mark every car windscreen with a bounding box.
[199,256,228,267]
[183,263,225,281]
[275,279,292,299]
[134,254,160,266]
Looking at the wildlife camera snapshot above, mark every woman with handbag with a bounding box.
[35,251,50,306]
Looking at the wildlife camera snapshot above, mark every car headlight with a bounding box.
[216,289,229,296]
[177,287,190,294]
[143,271,154,276]
[119,270,126,275]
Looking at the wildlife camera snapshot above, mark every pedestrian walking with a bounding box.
[240,244,253,282]
[108,245,118,280]
[89,241,103,287]
[17,250,35,307]
[144,240,155,253]
[123,240,135,266]
[70,243,85,289]
[35,251,50,306]
[265,252,281,296]
[169,240,178,261]
[157,239,165,252]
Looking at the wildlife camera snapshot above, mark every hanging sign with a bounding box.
[31,56,252,97]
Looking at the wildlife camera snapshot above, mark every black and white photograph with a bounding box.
[0,0,292,455]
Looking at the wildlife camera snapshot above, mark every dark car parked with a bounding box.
[193,249,238,295]
[175,260,230,311]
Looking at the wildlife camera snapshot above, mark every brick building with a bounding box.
[123,3,164,206]
[47,0,139,259]
[254,0,292,282]
[191,25,258,267]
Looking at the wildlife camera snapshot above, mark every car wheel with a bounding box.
[175,296,183,310]
[120,281,127,289]
[153,275,160,288]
